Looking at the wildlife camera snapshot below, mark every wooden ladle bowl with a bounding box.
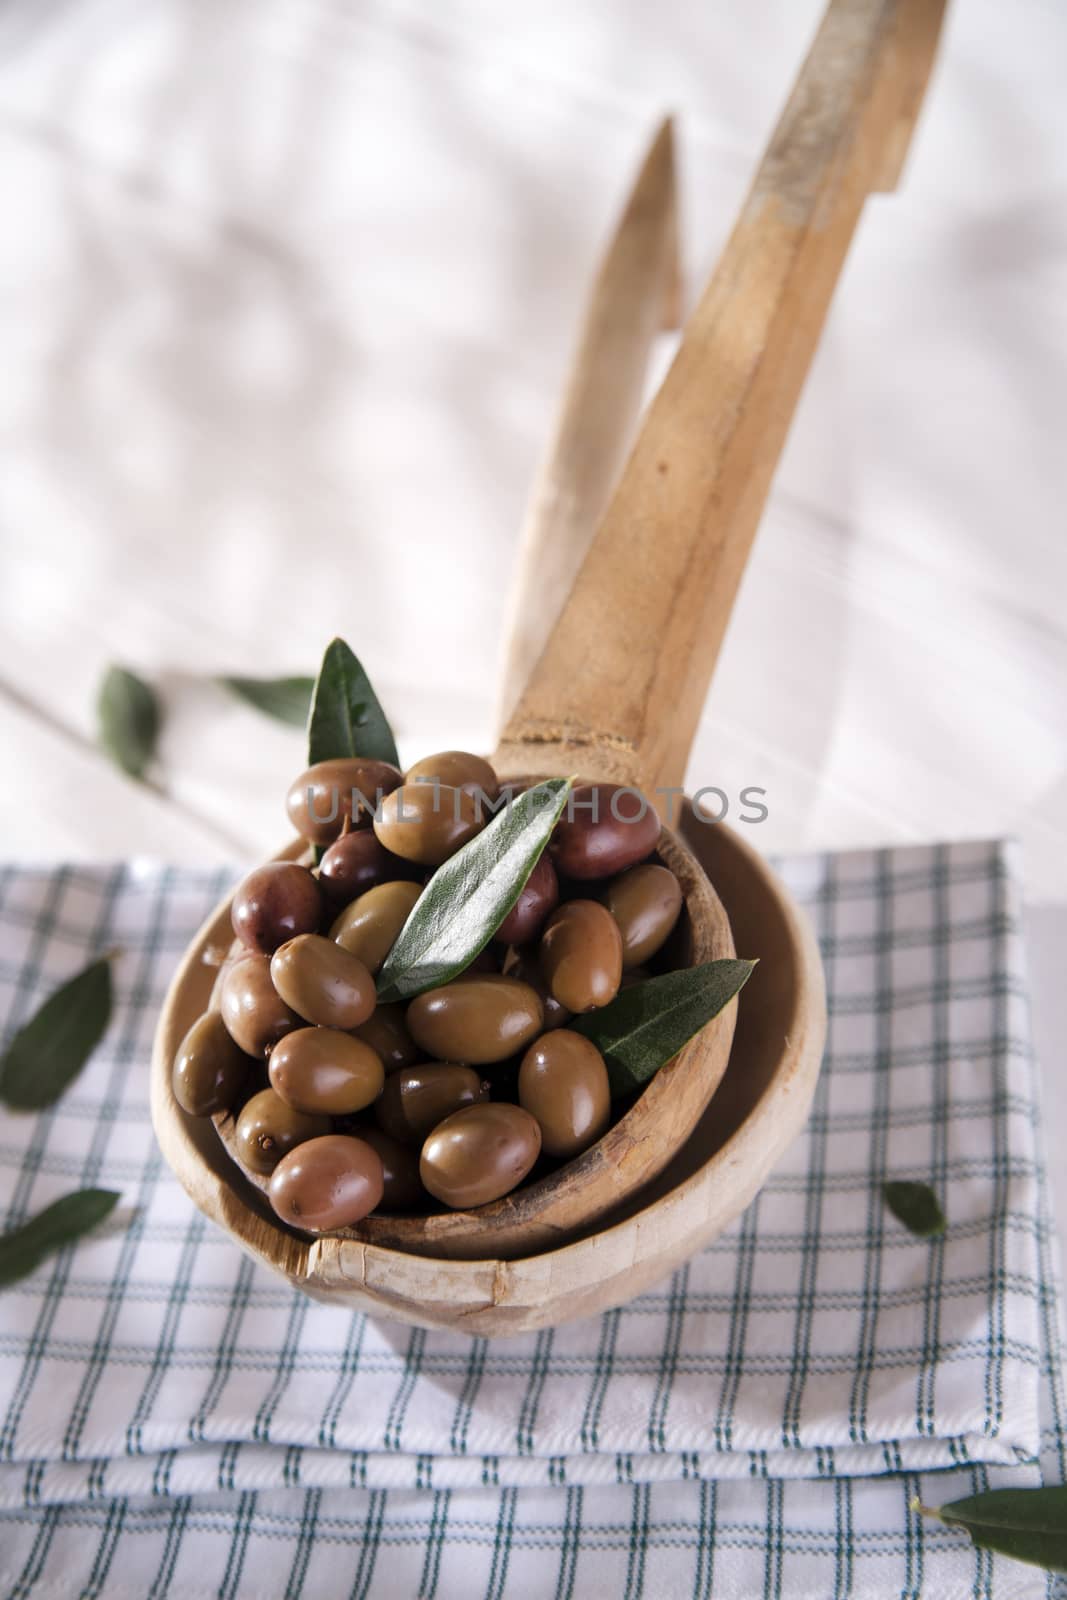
[174,798,738,1262]
[150,811,824,1333]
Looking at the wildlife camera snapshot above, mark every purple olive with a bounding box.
[550,784,661,880]
[231,862,324,955]
[496,851,559,945]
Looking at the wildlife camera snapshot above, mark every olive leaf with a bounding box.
[0,1189,121,1288]
[0,956,114,1111]
[221,675,315,728]
[376,778,573,1002]
[912,1488,1067,1575]
[307,638,400,768]
[573,960,756,1097]
[884,1180,946,1238]
[96,665,160,781]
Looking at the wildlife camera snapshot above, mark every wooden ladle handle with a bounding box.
[493,119,680,737]
[493,0,946,798]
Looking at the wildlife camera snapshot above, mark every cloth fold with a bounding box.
[0,842,1063,1599]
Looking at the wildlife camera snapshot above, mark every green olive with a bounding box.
[404,750,500,803]
[602,863,683,968]
[539,900,623,1013]
[330,880,422,973]
[270,934,376,1028]
[269,1134,384,1232]
[347,1124,426,1210]
[374,783,485,866]
[220,954,301,1057]
[352,1003,420,1074]
[235,1087,330,1175]
[286,758,403,845]
[172,1012,250,1116]
[375,1063,488,1146]
[420,1103,542,1209]
[269,1027,384,1116]
[406,975,544,1064]
[518,1030,611,1159]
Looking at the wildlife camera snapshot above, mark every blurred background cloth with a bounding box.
[0,6,1064,1258]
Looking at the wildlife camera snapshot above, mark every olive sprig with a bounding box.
[574,959,756,1096]
[97,665,160,782]
[0,1190,121,1289]
[221,675,316,728]
[883,1179,946,1238]
[375,778,574,1003]
[0,954,116,1111]
[0,958,123,1287]
[912,1488,1067,1576]
[307,637,400,769]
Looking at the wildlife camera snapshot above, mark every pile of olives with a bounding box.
[173,751,686,1236]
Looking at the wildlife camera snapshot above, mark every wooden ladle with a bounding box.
[152,0,946,1323]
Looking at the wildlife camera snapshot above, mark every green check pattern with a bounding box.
[0,843,1063,1598]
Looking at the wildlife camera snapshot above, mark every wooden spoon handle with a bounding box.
[493,118,680,736]
[493,0,946,797]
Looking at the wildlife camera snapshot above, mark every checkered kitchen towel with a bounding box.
[0,842,1063,1598]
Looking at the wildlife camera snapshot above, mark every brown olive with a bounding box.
[375,1063,488,1146]
[231,862,324,955]
[269,1027,384,1116]
[602,863,683,968]
[330,880,422,972]
[347,1124,426,1209]
[172,1011,250,1116]
[286,758,403,846]
[406,975,544,1064]
[220,954,301,1057]
[550,784,661,880]
[235,1087,330,1175]
[540,900,623,1013]
[317,829,420,906]
[352,1003,420,1074]
[374,783,485,866]
[518,1030,611,1159]
[269,1134,384,1232]
[269,934,376,1030]
[495,851,559,946]
[404,750,500,805]
[420,1103,542,1209]
[501,951,571,1031]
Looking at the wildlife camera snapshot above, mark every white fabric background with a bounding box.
[0,4,1064,1263]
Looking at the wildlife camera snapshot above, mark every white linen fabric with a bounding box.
[0,841,1063,1597]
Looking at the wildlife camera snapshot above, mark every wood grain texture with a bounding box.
[493,0,948,802]
[151,818,824,1333]
[493,117,680,736]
